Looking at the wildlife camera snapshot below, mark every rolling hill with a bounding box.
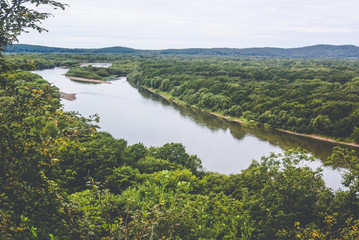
[6,44,359,58]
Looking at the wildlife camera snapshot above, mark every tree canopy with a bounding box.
[128,57,359,143]
[0,0,66,52]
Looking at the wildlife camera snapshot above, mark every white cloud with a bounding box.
[17,0,359,49]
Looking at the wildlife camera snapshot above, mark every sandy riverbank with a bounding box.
[277,129,359,148]
[143,87,359,148]
[60,76,111,100]
[66,76,112,84]
[60,92,76,101]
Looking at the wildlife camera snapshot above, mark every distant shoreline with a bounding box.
[143,87,359,149]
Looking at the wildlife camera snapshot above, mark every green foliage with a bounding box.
[352,126,359,144]
[135,156,179,173]
[150,143,204,175]
[2,54,81,70]
[325,147,359,190]
[0,66,99,239]
[59,59,79,68]
[65,65,104,80]
[0,0,66,52]
[234,151,329,239]
[105,166,140,194]
[129,57,359,141]
[2,53,359,239]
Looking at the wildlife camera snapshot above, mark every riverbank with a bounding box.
[277,129,359,148]
[60,92,76,101]
[65,75,112,84]
[143,86,359,148]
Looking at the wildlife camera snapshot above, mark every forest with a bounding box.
[1,52,359,240]
[127,57,359,143]
[1,1,359,238]
[32,53,359,145]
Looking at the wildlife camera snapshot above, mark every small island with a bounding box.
[65,64,114,81]
[65,62,134,83]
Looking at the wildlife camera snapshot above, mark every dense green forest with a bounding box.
[1,53,359,239]
[127,57,359,143]
[44,53,359,144]
[2,1,359,238]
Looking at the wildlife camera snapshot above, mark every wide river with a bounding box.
[34,64,353,189]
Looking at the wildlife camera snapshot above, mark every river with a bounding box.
[33,64,350,189]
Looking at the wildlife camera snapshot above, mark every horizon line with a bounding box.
[11,43,359,51]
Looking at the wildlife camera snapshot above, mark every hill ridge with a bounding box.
[6,43,359,58]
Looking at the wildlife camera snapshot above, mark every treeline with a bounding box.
[2,54,145,71]
[128,57,359,143]
[2,54,79,70]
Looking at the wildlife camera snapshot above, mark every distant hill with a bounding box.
[5,44,140,54]
[6,44,359,58]
[156,45,359,58]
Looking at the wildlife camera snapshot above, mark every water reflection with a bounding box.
[138,87,359,163]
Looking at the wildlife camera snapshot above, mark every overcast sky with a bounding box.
[18,0,359,49]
